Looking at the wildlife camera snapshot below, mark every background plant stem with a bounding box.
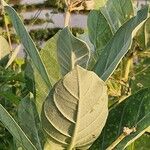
[1,0,13,52]
[123,57,133,82]
[106,134,125,150]
[64,8,71,27]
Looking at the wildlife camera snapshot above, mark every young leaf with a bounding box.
[88,10,113,54]
[100,0,134,33]
[90,88,150,150]
[18,94,43,150]
[41,66,108,149]
[93,6,149,81]
[4,4,51,88]
[0,104,37,150]
[57,27,90,76]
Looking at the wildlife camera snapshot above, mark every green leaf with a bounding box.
[5,45,21,69]
[78,33,94,53]
[135,17,150,50]
[24,62,48,116]
[32,33,62,114]
[24,61,35,95]
[18,94,43,150]
[0,92,20,105]
[131,57,150,93]
[100,0,134,33]
[77,33,96,69]
[41,66,108,149]
[4,4,51,88]
[0,36,10,60]
[0,66,24,85]
[125,133,150,150]
[41,32,61,86]
[88,10,113,55]
[93,6,149,81]
[90,88,150,150]
[0,104,37,150]
[34,67,49,116]
[57,27,90,76]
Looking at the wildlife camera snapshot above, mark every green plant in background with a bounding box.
[0,0,150,150]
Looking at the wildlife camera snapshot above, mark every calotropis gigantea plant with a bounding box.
[0,0,150,150]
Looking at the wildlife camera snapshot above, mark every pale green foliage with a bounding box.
[42,66,108,149]
[32,32,62,114]
[41,32,62,86]
[0,36,10,60]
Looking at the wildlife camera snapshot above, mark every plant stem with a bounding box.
[1,0,13,52]
[106,134,125,150]
[106,127,136,150]
[64,8,71,27]
[123,57,133,82]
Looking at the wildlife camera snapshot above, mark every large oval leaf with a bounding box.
[57,27,90,76]
[41,32,61,86]
[42,66,108,149]
[90,87,150,150]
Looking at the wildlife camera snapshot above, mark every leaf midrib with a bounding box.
[67,67,81,150]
